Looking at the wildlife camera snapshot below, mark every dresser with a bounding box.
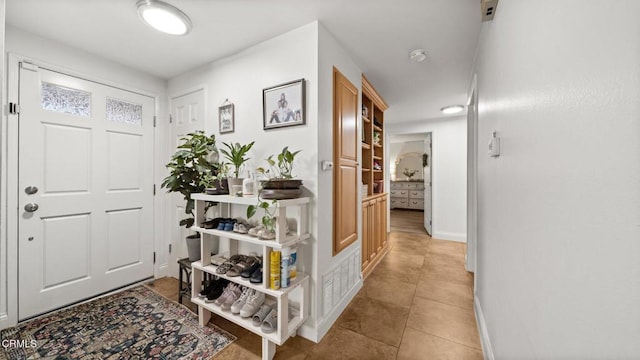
[390,181,425,210]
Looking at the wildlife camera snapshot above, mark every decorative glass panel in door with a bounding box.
[106,97,143,125]
[41,82,91,117]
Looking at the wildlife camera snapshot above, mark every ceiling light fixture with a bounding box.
[440,105,465,114]
[409,49,427,63]
[137,0,192,36]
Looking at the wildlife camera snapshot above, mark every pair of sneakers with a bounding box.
[231,288,266,318]
[247,225,278,240]
[200,279,229,302]
[209,283,242,310]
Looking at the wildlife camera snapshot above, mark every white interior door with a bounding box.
[18,63,155,320]
[168,89,205,276]
[424,133,432,235]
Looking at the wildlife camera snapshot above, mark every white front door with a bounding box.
[18,63,155,320]
[424,133,433,235]
[168,89,205,276]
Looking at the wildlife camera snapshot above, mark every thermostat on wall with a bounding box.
[488,131,500,157]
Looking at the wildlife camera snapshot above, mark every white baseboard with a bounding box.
[432,231,467,243]
[474,296,494,360]
[0,313,17,331]
[155,264,169,278]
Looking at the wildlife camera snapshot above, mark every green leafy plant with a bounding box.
[161,131,218,228]
[220,141,255,178]
[247,196,277,231]
[256,146,302,179]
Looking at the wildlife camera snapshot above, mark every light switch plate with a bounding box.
[321,161,334,171]
[488,131,500,157]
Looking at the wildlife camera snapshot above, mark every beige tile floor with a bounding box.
[150,210,482,359]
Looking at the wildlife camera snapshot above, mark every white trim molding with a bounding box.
[474,296,495,360]
[432,231,467,243]
[466,73,478,273]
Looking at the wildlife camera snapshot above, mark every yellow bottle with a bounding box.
[270,251,281,290]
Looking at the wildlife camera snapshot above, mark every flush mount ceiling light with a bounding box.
[440,105,465,114]
[409,49,427,62]
[137,0,192,36]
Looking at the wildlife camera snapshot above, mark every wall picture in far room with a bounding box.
[263,79,305,130]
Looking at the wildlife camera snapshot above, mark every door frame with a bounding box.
[466,74,478,274]
[166,85,208,279]
[2,53,160,329]
[424,132,433,235]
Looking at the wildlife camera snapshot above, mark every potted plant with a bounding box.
[403,168,418,180]
[205,162,230,195]
[220,141,255,191]
[161,131,218,261]
[256,147,303,193]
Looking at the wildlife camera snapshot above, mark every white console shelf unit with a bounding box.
[190,193,311,360]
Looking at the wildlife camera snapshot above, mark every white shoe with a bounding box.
[248,225,265,237]
[214,284,237,306]
[258,229,276,240]
[240,289,266,318]
[221,285,243,311]
[231,288,253,314]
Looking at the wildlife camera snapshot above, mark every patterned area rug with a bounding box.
[0,285,236,359]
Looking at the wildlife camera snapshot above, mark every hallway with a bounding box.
[152,221,481,359]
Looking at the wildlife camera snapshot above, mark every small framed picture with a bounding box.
[263,79,305,130]
[219,103,234,134]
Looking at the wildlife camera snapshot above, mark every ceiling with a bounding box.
[6,0,481,123]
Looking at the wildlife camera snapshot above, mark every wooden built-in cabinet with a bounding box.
[361,193,388,278]
[361,75,389,277]
[333,68,359,256]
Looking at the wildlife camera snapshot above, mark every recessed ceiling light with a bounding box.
[440,105,465,114]
[409,49,427,63]
[137,0,192,36]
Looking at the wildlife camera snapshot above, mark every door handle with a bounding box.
[24,203,39,212]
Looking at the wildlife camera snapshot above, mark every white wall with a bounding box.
[316,23,364,340]
[389,140,425,181]
[168,21,364,342]
[1,26,169,329]
[0,0,7,331]
[388,117,467,242]
[168,22,329,341]
[474,1,640,358]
